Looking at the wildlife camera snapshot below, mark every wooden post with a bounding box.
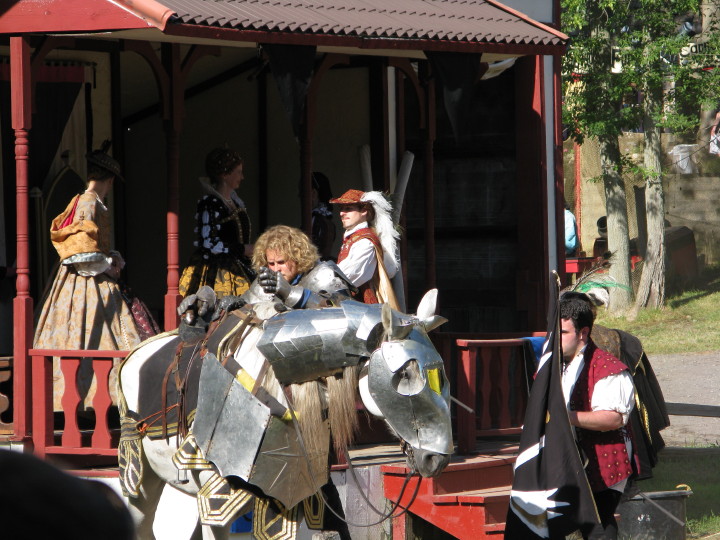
[163,43,183,330]
[423,68,437,290]
[11,36,33,447]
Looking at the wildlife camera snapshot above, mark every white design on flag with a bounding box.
[513,435,545,469]
[536,331,553,371]
[509,488,570,537]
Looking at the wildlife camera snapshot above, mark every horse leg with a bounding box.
[200,524,230,540]
[127,447,165,540]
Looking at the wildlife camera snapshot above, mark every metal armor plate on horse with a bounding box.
[193,354,272,481]
[193,353,329,508]
[367,328,453,455]
[256,300,385,384]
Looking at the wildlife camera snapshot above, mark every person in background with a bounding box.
[179,147,255,299]
[34,148,142,351]
[311,172,337,261]
[710,109,720,156]
[565,200,580,256]
[329,189,399,309]
[34,146,150,410]
[560,292,636,540]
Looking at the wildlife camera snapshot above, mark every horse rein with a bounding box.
[283,390,423,528]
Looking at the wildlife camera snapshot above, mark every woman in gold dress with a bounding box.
[34,150,142,351]
[179,147,255,299]
[34,149,146,409]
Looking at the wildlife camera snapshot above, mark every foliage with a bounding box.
[562,0,720,152]
[562,0,720,312]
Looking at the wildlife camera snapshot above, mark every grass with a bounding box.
[633,450,720,538]
[595,264,720,355]
[594,264,720,538]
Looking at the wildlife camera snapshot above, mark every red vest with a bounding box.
[337,227,381,304]
[570,341,634,491]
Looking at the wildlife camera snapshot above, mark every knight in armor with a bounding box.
[249,224,354,308]
[329,189,400,309]
[177,224,354,326]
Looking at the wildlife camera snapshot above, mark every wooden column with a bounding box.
[124,42,219,330]
[11,36,33,445]
[163,43,182,331]
[423,68,437,290]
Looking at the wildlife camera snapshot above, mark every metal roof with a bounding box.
[144,0,567,48]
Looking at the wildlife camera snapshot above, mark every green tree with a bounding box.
[561,0,720,314]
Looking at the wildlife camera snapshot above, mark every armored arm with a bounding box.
[257,267,308,309]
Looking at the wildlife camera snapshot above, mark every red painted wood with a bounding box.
[91,360,114,449]
[31,355,53,457]
[423,72,436,290]
[60,358,82,448]
[163,43,182,331]
[496,348,512,428]
[454,338,534,448]
[0,0,149,34]
[11,36,33,447]
[28,350,127,459]
[456,346,476,455]
[553,53,566,279]
[69,469,120,478]
[480,348,493,429]
[44,447,117,456]
[29,350,127,358]
[392,512,406,540]
[383,451,518,538]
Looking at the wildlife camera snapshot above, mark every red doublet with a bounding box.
[570,342,634,491]
[337,227,381,304]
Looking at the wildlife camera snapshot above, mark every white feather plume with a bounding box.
[360,191,400,271]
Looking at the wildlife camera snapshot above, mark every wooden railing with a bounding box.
[432,332,545,455]
[24,333,547,461]
[0,356,12,434]
[28,349,127,462]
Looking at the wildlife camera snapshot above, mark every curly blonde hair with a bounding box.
[252,225,319,275]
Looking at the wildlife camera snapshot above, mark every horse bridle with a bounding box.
[283,385,423,528]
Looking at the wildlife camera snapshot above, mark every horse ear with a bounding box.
[417,289,438,319]
[381,303,413,340]
[422,315,448,333]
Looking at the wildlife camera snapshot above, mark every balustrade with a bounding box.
[28,349,126,461]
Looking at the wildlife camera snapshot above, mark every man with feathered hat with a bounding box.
[329,189,400,308]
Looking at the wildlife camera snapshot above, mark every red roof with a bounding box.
[155,0,567,47]
[0,0,567,54]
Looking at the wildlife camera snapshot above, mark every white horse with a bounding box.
[118,291,452,540]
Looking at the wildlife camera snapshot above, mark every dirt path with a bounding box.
[648,350,720,447]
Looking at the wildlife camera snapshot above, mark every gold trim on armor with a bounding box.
[253,498,299,540]
[197,471,254,527]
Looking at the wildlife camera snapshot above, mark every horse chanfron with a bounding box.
[358,295,453,478]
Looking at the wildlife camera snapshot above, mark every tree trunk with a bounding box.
[633,82,666,314]
[599,137,634,313]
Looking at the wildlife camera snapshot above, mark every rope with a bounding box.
[283,388,423,528]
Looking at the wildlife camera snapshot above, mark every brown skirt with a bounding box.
[34,264,143,411]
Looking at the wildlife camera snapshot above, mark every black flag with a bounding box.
[504,277,599,538]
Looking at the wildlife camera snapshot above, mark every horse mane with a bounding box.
[259,364,361,459]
